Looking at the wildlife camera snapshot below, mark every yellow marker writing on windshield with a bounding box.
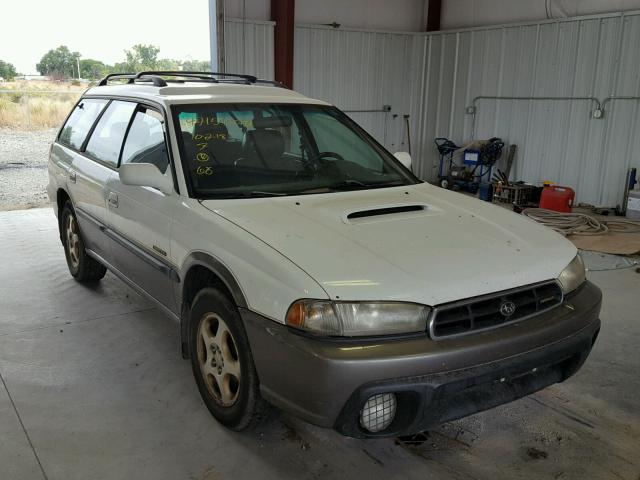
[196,166,214,175]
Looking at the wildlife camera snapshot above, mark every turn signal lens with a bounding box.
[286,301,305,328]
[286,300,341,335]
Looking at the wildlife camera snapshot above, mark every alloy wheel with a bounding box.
[65,214,81,268]
[196,313,242,406]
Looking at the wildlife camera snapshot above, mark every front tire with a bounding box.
[189,287,269,431]
[61,201,107,283]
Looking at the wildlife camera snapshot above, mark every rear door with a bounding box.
[54,98,111,258]
[106,104,178,312]
[72,99,137,260]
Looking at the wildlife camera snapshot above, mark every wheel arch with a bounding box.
[179,252,248,359]
[56,188,71,242]
[56,188,70,212]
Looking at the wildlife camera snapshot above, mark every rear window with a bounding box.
[85,101,137,168]
[58,98,108,150]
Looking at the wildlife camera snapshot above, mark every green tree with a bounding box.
[79,59,110,80]
[36,46,80,78]
[157,58,181,70]
[0,60,17,80]
[181,59,210,71]
[122,44,160,71]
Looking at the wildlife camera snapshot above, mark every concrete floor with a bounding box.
[0,208,639,480]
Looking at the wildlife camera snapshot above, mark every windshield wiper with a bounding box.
[243,190,287,197]
[327,179,369,191]
[202,190,287,199]
[327,179,408,191]
[291,179,408,195]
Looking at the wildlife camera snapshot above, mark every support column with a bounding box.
[209,0,226,72]
[426,0,442,32]
[271,0,295,87]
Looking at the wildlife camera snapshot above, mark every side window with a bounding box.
[58,98,108,150]
[121,107,169,173]
[85,101,137,168]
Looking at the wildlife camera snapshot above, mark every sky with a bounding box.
[2,0,211,74]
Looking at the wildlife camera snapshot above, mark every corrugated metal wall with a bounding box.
[224,19,275,80]
[422,11,640,206]
[293,25,425,160]
[225,13,640,206]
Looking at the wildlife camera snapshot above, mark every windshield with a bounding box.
[171,103,418,198]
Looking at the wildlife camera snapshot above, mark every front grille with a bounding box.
[429,281,563,339]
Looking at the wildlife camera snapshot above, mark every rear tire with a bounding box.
[61,201,107,283]
[188,287,269,431]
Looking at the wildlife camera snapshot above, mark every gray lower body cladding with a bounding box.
[241,281,601,438]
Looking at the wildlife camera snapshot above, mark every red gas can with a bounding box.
[539,185,575,213]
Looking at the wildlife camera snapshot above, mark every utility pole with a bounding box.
[77,56,81,79]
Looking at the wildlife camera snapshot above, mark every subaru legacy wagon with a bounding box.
[47,71,601,438]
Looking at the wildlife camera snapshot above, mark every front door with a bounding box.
[106,105,178,312]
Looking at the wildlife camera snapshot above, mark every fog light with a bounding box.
[360,393,397,433]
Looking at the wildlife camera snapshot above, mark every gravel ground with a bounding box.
[0,128,57,210]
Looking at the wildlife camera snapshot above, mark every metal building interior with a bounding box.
[0,1,639,479]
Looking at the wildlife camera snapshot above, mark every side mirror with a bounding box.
[394,151,412,170]
[119,163,172,195]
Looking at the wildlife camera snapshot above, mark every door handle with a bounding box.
[69,170,76,183]
[108,192,118,208]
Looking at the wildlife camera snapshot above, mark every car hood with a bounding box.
[201,184,576,305]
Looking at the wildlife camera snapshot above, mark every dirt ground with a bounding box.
[0,128,57,210]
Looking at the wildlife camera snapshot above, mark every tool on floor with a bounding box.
[623,167,638,217]
[435,137,504,193]
[490,145,517,200]
[493,182,537,207]
[503,144,517,180]
[403,115,412,156]
[627,189,640,219]
[491,169,510,184]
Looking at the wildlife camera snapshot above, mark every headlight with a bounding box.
[286,300,430,337]
[557,254,586,294]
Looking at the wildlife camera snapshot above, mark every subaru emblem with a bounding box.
[499,301,516,317]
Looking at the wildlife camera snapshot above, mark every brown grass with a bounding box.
[1,80,87,92]
[0,81,85,129]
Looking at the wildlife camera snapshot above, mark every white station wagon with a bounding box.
[48,71,601,438]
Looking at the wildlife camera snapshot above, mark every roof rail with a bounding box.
[97,73,168,87]
[97,71,287,88]
[137,70,257,83]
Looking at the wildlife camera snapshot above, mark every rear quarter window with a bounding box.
[58,98,109,150]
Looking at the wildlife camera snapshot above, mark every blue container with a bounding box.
[478,182,493,202]
[463,149,480,166]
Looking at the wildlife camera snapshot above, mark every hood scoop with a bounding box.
[343,204,427,224]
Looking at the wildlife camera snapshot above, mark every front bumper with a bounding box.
[241,281,601,438]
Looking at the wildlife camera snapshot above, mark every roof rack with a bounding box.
[97,71,287,88]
